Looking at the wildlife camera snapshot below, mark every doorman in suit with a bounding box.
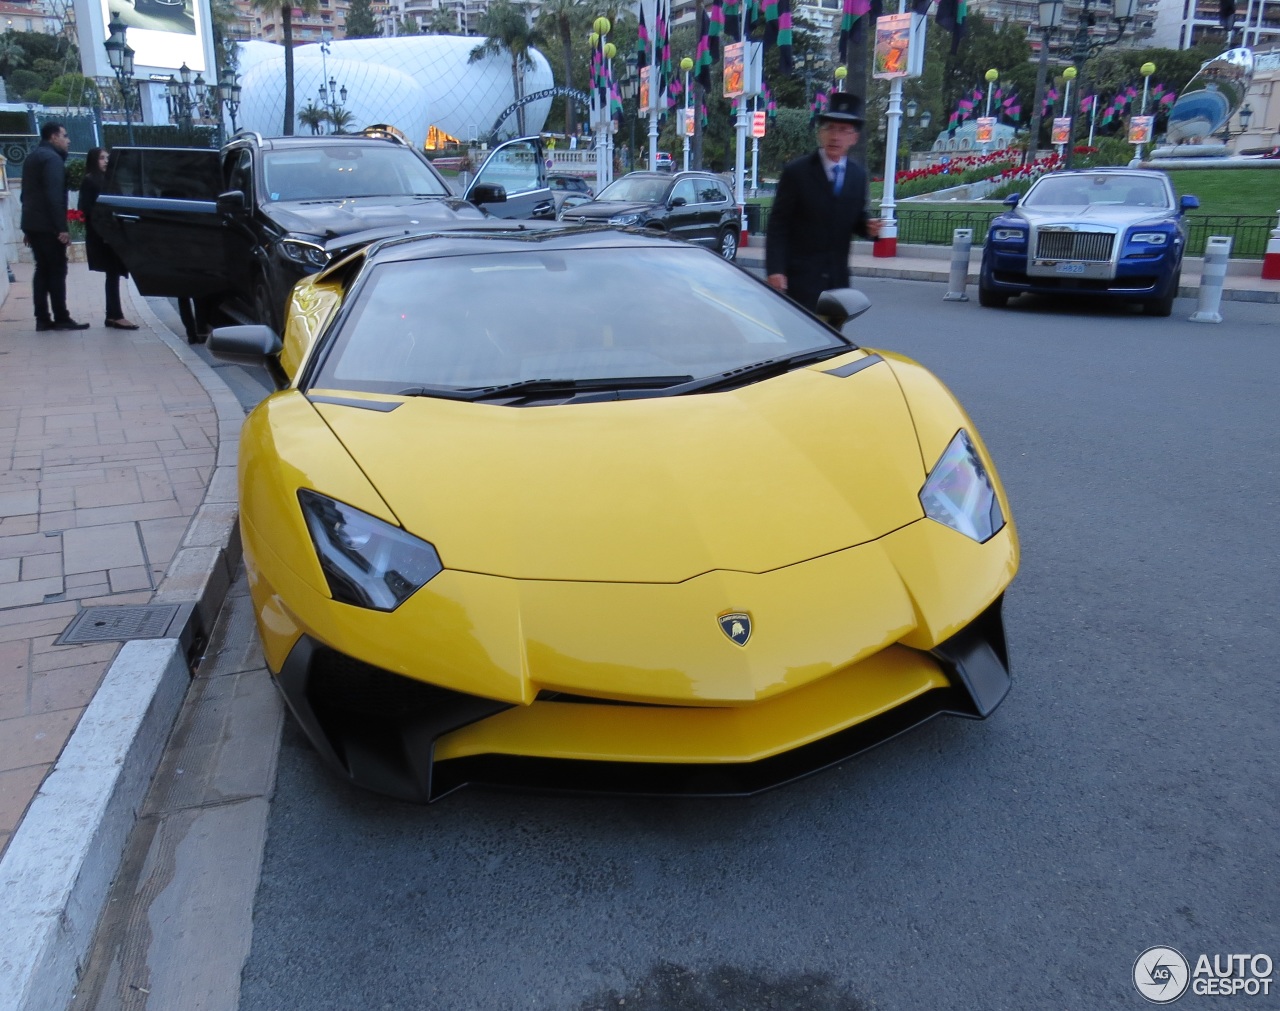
[765,92,882,312]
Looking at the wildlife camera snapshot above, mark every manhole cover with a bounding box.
[57,605,185,645]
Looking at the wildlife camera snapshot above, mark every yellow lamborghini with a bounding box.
[210,224,1019,803]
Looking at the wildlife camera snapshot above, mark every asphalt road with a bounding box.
[233,280,1279,1010]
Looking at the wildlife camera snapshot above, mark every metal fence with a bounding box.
[750,205,1276,260]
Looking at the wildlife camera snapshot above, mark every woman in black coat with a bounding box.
[78,148,139,330]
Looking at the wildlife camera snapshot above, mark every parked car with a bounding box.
[559,171,742,260]
[91,132,556,334]
[207,222,1018,803]
[653,151,675,172]
[978,168,1198,317]
[546,173,592,196]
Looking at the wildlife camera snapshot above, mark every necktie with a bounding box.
[833,162,845,195]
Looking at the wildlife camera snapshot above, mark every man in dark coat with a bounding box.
[765,92,881,312]
[20,121,89,330]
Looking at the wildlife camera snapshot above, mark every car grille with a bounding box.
[1035,230,1114,261]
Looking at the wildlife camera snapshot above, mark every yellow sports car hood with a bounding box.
[312,356,927,582]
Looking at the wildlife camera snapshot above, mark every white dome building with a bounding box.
[235,36,555,146]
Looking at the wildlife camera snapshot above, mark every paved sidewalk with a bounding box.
[0,260,244,1011]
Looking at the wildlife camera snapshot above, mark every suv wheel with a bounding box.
[719,227,738,261]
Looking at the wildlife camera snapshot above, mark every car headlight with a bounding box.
[280,239,331,268]
[298,490,443,611]
[1129,232,1168,245]
[608,213,643,226]
[919,430,1005,543]
[992,228,1026,242]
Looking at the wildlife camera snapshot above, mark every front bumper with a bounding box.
[273,597,1011,803]
[982,245,1179,300]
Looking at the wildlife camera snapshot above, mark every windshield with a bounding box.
[311,246,848,396]
[1023,173,1171,209]
[263,146,450,201]
[595,176,673,204]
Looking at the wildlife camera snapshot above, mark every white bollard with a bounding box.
[1189,235,1232,324]
[943,228,972,302]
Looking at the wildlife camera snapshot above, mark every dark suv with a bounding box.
[93,132,557,333]
[558,171,741,260]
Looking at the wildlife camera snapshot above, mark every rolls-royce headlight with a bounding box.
[298,490,443,611]
[992,228,1026,242]
[281,239,331,268]
[1129,232,1168,245]
[919,430,1005,543]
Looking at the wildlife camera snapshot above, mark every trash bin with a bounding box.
[745,203,762,234]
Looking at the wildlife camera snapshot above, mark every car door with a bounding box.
[465,137,556,220]
[695,179,734,247]
[93,147,233,299]
[666,178,701,244]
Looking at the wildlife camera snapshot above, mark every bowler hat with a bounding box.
[817,92,865,126]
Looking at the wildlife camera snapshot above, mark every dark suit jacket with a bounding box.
[765,151,872,311]
[20,141,68,235]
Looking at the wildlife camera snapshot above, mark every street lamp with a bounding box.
[218,68,242,136]
[620,52,638,172]
[1025,0,1064,166]
[1063,0,1139,167]
[982,68,998,154]
[318,37,349,133]
[680,55,693,172]
[1238,102,1253,142]
[102,14,136,144]
[1059,65,1077,155]
[166,63,213,137]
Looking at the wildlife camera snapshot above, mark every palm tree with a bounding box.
[327,107,356,134]
[247,0,323,134]
[535,0,584,135]
[423,9,457,34]
[470,1,537,136]
[0,33,27,79]
[298,101,327,134]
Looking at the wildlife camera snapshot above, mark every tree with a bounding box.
[298,101,327,134]
[247,0,323,133]
[535,0,586,134]
[470,0,537,136]
[344,0,379,38]
[423,9,458,34]
[395,16,421,35]
[0,33,26,79]
[327,107,356,133]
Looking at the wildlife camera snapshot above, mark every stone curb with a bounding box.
[0,292,245,1011]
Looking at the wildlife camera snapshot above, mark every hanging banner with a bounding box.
[751,110,767,137]
[1128,115,1154,144]
[680,107,695,136]
[975,117,995,143]
[873,13,926,80]
[640,67,651,113]
[1051,117,1072,145]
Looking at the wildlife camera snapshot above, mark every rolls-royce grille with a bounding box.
[1036,231,1114,261]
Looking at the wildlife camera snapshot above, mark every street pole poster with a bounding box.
[1127,115,1154,145]
[681,107,695,136]
[640,67,651,114]
[723,42,745,98]
[1051,117,1071,145]
[873,13,926,79]
[975,117,995,144]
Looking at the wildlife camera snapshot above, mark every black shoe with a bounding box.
[50,318,91,331]
[35,318,54,331]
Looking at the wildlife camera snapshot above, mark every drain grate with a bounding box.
[57,605,186,645]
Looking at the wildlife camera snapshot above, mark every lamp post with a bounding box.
[102,14,136,144]
[1025,0,1064,166]
[166,63,212,138]
[680,55,693,172]
[1057,65,1076,156]
[1128,60,1155,164]
[318,37,348,133]
[218,69,242,137]
[1063,0,1139,168]
[981,68,998,154]
[620,52,638,172]
[1235,103,1253,148]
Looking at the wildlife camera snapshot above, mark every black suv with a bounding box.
[559,171,741,260]
[93,133,558,333]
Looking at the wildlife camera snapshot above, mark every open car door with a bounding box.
[464,137,557,221]
[92,147,234,299]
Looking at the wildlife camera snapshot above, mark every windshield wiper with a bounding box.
[393,376,694,403]
[615,346,851,399]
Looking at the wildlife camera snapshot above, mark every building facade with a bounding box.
[1151,0,1280,49]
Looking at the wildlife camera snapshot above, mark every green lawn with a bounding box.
[1162,169,1280,219]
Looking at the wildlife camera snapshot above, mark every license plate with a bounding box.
[1055,262,1086,274]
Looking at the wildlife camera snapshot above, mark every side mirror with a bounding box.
[815,288,873,329]
[1003,193,1021,208]
[1180,194,1199,212]
[669,196,687,208]
[469,183,507,205]
[216,189,248,214]
[208,324,282,363]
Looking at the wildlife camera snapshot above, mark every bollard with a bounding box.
[1189,235,1232,324]
[943,228,972,302]
[1262,209,1280,281]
